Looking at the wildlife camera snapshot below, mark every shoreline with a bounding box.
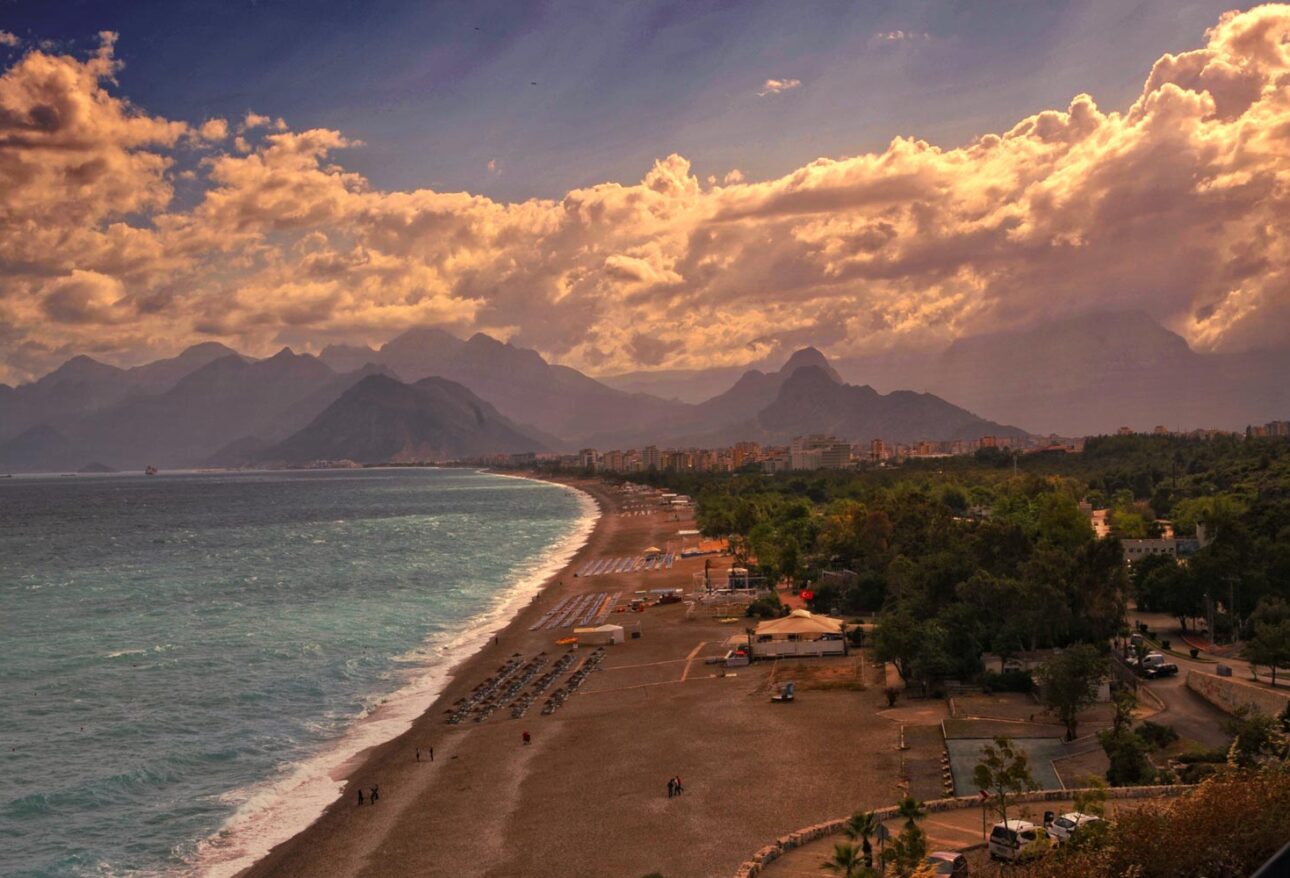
[220,471,608,878]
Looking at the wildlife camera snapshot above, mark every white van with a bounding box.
[988,819,1046,861]
[1047,811,1101,843]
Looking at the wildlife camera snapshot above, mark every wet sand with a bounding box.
[239,475,904,878]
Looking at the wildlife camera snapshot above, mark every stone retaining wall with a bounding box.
[1187,670,1290,718]
[731,785,1190,878]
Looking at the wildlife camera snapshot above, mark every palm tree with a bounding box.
[844,811,879,868]
[820,842,863,878]
[895,795,926,830]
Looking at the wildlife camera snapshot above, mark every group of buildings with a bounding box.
[477,423,1285,475]
[488,434,1031,474]
[1247,420,1290,438]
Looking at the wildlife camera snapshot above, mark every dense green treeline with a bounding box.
[628,435,1290,687]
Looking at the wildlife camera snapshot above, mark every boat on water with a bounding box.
[145,465,158,476]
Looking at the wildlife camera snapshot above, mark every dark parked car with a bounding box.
[925,851,969,876]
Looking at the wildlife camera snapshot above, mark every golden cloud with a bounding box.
[3,6,1290,383]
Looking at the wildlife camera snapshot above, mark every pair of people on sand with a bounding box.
[666,776,684,798]
[357,785,379,805]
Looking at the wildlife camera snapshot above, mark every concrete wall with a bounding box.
[1186,670,1290,718]
[730,785,1190,878]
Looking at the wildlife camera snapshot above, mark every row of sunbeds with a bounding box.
[529,590,620,630]
[446,654,526,725]
[511,650,578,719]
[541,648,606,716]
[575,553,675,577]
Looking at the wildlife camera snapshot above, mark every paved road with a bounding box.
[1136,667,1231,749]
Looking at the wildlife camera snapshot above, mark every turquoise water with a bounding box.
[0,468,591,877]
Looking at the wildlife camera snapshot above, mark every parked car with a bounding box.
[1138,653,1179,678]
[1046,811,1102,844]
[988,820,1047,861]
[925,850,969,876]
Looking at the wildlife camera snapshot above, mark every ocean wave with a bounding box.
[184,476,599,878]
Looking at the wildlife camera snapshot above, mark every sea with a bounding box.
[0,467,596,878]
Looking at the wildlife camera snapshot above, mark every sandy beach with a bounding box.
[238,474,906,878]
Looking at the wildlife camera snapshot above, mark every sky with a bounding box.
[1,0,1288,383]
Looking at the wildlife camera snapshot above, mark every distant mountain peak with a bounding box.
[37,354,123,386]
[781,347,842,382]
[177,341,238,358]
[383,326,463,350]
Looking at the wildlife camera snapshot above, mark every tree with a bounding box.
[1098,727,1153,785]
[873,609,922,681]
[1223,706,1285,767]
[1244,597,1290,687]
[972,736,1037,830]
[895,795,926,829]
[819,842,866,878]
[1036,644,1108,741]
[886,798,929,878]
[1110,688,1137,735]
[1072,776,1109,818]
[1149,563,1206,632]
[843,811,879,869]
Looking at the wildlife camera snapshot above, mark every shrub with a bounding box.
[745,595,782,619]
[983,669,1035,693]
[1137,720,1180,750]
[1174,749,1228,764]
[1178,762,1220,784]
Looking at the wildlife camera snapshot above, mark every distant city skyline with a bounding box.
[2,2,1289,385]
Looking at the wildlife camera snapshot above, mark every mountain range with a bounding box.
[601,311,1290,437]
[5,310,1285,473]
[0,329,1022,471]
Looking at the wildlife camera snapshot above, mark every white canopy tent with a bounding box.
[752,610,846,658]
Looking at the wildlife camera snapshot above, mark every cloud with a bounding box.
[487,158,499,174]
[4,6,1290,383]
[41,270,129,325]
[0,31,21,48]
[758,78,801,96]
[873,30,930,43]
[197,118,229,141]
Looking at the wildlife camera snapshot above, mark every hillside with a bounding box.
[259,374,549,464]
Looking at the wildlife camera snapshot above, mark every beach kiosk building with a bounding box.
[751,610,846,658]
[573,624,626,646]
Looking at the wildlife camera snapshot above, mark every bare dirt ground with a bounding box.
[241,478,907,878]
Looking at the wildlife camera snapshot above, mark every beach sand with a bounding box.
[238,476,905,878]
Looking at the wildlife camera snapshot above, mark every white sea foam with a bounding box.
[185,476,599,878]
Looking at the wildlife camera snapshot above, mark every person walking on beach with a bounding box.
[415,747,420,762]
[667,778,676,798]
[370,785,379,803]
[674,776,684,795]
[522,730,531,745]
[357,788,364,806]
[428,745,434,762]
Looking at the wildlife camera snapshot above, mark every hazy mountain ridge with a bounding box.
[756,366,1027,444]
[0,343,242,443]
[256,374,550,464]
[320,328,688,442]
[0,349,387,472]
[923,311,1290,435]
[0,321,1155,473]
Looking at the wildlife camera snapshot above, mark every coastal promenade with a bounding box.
[238,476,909,878]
